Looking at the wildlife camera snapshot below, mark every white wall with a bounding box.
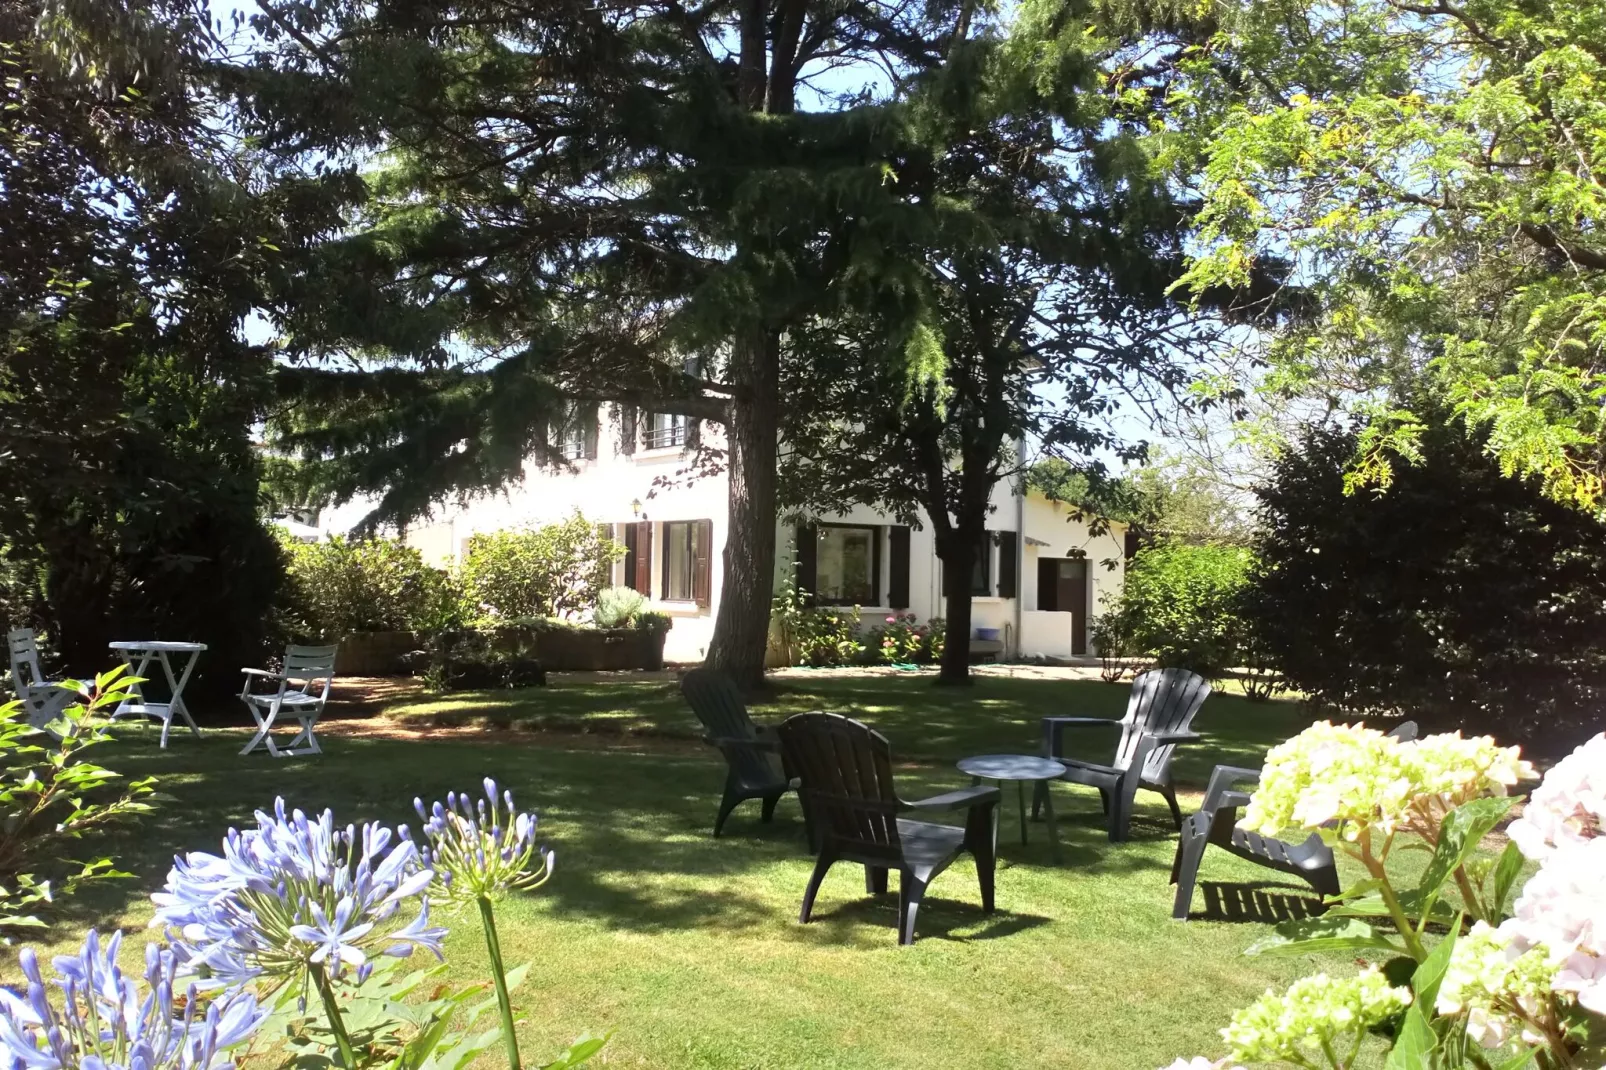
[343,403,1129,665]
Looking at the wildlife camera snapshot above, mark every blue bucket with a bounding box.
[974,627,1001,642]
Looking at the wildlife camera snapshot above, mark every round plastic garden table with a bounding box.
[957,753,1066,862]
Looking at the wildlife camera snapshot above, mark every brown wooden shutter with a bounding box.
[997,530,1018,599]
[633,522,653,596]
[794,522,817,605]
[692,519,713,608]
[686,417,701,452]
[887,525,911,609]
[618,405,636,455]
[583,405,599,459]
[623,524,638,590]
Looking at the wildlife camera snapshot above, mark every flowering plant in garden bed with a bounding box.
[1162,726,1606,1070]
[1,784,600,1070]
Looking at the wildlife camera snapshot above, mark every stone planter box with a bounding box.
[483,622,670,672]
[335,630,420,676]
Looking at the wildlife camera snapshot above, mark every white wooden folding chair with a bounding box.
[7,628,75,731]
[238,644,338,757]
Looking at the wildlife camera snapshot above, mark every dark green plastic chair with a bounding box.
[680,668,794,837]
[1170,720,1419,919]
[778,712,999,946]
[1033,668,1211,842]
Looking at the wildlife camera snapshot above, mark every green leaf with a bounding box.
[1491,842,1525,916]
[1411,917,1461,1012]
[538,1033,610,1069]
[1245,916,1403,957]
[1493,1046,1537,1070]
[1417,796,1516,904]
[1385,1004,1437,1069]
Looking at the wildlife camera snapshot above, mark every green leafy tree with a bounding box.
[460,516,624,622]
[226,0,991,689]
[0,2,293,686]
[1100,542,1252,677]
[781,1,1218,684]
[1246,415,1606,745]
[1166,0,1606,512]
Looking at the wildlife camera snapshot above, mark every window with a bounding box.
[972,533,992,595]
[815,525,880,606]
[554,402,596,460]
[661,520,712,605]
[644,411,687,449]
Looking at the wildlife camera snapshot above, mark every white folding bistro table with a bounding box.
[107,641,207,748]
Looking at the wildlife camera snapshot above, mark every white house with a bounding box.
[395,405,1128,664]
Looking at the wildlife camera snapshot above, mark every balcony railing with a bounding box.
[644,421,687,449]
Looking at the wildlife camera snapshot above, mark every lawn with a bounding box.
[27,671,1367,1070]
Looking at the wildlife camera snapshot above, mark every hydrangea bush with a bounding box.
[1,785,601,1070]
[1163,726,1605,1070]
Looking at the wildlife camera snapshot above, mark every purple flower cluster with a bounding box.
[0,929,263,1070]
[415,778,552,904]
[151,799,444,987]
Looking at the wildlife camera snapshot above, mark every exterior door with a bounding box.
[1036,558,1089,655]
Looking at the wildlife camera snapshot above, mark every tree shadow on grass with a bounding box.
[49,730,1185,944]
[1191,881,1325,924]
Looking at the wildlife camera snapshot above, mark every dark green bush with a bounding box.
[1246,419,1606,744]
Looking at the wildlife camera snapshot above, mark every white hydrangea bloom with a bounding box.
[1436,921,1558,1047]
[1501,837,1606,1017]
[1221,969,1411,1065]
[1507,733,1606,860]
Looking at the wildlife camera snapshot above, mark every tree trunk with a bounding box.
[704,328,780,690]
[936,541,977,686]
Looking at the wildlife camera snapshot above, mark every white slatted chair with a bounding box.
[7,628,74,731]
[239,644,338,757]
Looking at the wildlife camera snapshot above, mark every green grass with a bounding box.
[24,673,1366,1070]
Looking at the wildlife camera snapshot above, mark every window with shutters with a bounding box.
[815,524,880,606]
[661,520,711,604]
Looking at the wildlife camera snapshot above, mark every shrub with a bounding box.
[1102,542,1252,678]
[1247,419,1606,743]
[282,534,461,640]
[872,613,928,664]
[0,667,159,936]
[794,606,866,666]
[1089,610,1136,683]
[594,585,648,628]
[461,514,624,622]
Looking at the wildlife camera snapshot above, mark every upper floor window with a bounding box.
[644,411,688,450]
[554,402,597,460]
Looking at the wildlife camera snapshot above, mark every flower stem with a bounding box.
[478,894,522,1070]
[313,965,357,1069]
[1355,830,1426,961]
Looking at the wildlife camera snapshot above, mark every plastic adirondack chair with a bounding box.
[1170,721,1420,919]
[1032,668,1212,842]
[777,712,1000,946]
[680,668,795,837]
[239,644,338,757]
[7,628,74,731]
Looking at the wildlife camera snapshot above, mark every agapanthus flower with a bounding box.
[151,799,445,988]
[1507,733,1606,860]
[1239,722,1532,842]
[414,778,553,905]
[0,928,264,1070]
[1220,969,1410,1065]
